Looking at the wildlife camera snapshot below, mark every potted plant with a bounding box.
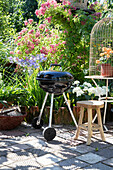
[96,47,113,77]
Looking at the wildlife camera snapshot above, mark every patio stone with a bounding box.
[25,147,49,157]
[68,144,95,154]
[106,137,113,144]
[93,147,113,159]
[36,153,63,166]
[0,166,13,170]
[76,152,105,164]
[0,148,9,157]
[0,156,14,167]
[7,158,41,169]
[0,141,12,147]
[84,162,113,170]
[22,138,47,148]
[7,150,35,161]
[90,141,111,150]
[103,158,113,167]
[7,143,31,152]
[40,164,64,170]
[58,157,88,169]
[1,130,25,136]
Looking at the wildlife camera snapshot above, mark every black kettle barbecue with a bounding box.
[32,64,77,141]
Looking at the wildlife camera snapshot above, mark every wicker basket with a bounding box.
[0,110,27,130]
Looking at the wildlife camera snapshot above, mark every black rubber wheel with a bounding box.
[43,127,56,141]
[32,117,43,129]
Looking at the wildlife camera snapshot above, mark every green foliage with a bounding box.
[22,0,39,22]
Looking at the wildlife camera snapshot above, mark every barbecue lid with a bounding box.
[36,64,74,82]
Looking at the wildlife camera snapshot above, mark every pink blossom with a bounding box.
[14,39,17,43]
[45,16,52,23]
[17,50,21,54]
[17,42,21,46]
[28,29,34,34]
[25,49,29,54]
[18,36,22,39]
[19,32,23,36]
[28,19,33,24]
[62,41,66,44]
[73,7,77,10]
[45,2,51,8]
[35,9,39,16]
[77,56,81,59]
[41,3,46,8]
[67,18,70,21]
[23,28,28,33]
[39,7,46,15]
[30,44,34,50]
[10,51,14,54]
[67,1,71,5]
[64,29,68,34]
[62,0,67,5]
[94,1,98,5]
[68,9,71,15]
[45,28,49,32]
[39,24,46,30]
[35,31,40,38]
[24,20,28,26]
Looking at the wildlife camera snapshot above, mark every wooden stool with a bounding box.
[74,100,105,145]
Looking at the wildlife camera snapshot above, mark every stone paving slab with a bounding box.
[0,166,13,170]
[0,156,14,167]
[93,147,113,159]
[36,153,63,166]
[84,162,113,170]
[7,150,35,162]
[76,152,106,164]
[58,157,89,169]
[68,144,95,154]
[7,158,41,169]
[90,141,112,149]
[7,143,32,152]
[103,158,113,167]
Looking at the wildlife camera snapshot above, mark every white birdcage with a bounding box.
[89,17,113,77]
[69,0,88,9]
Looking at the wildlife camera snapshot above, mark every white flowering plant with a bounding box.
[71,80,107,102]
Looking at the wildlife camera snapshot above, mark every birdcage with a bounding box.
[89,17,113,77]
[69,0,88,9]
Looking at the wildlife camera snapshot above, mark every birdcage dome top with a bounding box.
[89,17,113,77]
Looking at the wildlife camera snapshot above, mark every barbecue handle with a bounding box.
[50,64,62,71]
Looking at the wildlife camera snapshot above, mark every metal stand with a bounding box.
[85,76,113,131]
[32,92,78,141]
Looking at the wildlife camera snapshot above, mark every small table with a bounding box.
[85,75,113,131]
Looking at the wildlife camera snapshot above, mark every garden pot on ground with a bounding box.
[0,106,27,130]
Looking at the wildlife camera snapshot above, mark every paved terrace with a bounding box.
[0,122,113,170]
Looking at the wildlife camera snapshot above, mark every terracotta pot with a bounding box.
[101,63,112,77]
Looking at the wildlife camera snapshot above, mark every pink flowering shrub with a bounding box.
[9,0,106,78]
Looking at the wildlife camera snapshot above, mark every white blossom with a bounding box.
[73,80,80,85]
[83,82,92,88]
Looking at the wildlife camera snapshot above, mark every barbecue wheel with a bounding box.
[43,127,56,141]
[32,117,43,129]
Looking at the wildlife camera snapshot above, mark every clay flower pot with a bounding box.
[101,63,112,77]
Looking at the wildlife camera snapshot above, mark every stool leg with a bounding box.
[96,107,105,141]
[74,106,84,140]
[87,108,92,145]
